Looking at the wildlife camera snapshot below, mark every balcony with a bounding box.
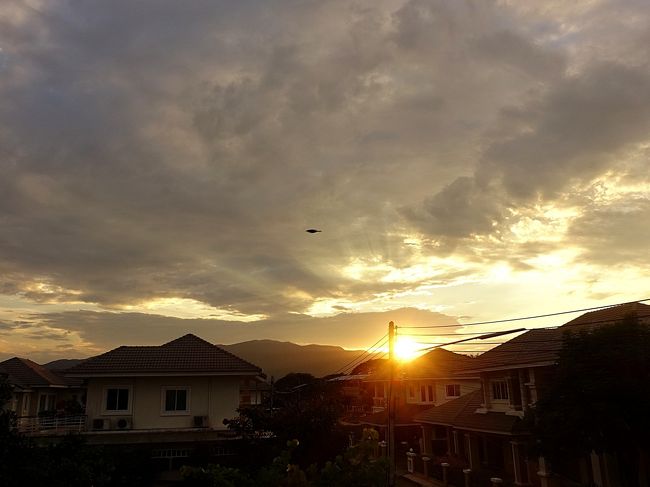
[372,397,386,412]
[15,415,87,435]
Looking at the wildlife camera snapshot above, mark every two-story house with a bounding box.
[358,348,481,452]
[414,302,650,487]
[0,357,85,434]
[65,333,265,462]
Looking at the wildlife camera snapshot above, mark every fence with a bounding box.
[15,415,87,435]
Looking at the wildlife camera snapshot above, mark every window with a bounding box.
[420,385,426,402]
[105,387,130,412]
[427,385,434,402]
[446,384,461,398]
[409,385,415,398]
[38,393,56,412]
[491,380,509,400]
[162,387,190,413]
[22,395,31,415]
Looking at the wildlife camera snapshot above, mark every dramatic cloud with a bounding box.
[0,0,649,359]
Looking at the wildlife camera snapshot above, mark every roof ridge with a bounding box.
[162,334,262,372]
[162,333,211,347]
[65,333,262,376]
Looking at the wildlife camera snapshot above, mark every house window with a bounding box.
[427,385,434,402]
[409,385,415,398]
[162,387,190,414]
[38,393,56,412]
[22,395,31,415]
[105,387,130,412]
[420,385,426,402]
[491,380,509,401]
[446,384,461,398]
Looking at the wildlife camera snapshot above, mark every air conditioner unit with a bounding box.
[115,417,133,430]
[193,415,208,428]
[92,418,111,430]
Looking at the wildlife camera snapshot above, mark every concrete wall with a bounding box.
[85,375,242,430]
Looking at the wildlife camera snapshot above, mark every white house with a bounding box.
[65,333,265,444]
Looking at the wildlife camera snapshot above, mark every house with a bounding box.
[413,302,650,487]
[65,333,266,453]
[0,357,85,434]
[349,348,481,455]
[363,348,480,413]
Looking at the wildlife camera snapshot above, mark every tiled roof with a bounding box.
[360,403,434,427]
[66,334,262,376]
[456,302,650,373]
[0,357,68,388]
[365,348,478,381]
[414,390,523,435]
[562,301,650,329]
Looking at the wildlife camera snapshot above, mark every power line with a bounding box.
[400,312,650,345]
[333,305,649,376]
[397,299,650,329]
[340,346,389,375]
[401,313,650,356]
[333,333,388,375]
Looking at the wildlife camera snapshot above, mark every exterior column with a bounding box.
[591,451,604,487]
[511,441,529,485]
[518,370,528,412]
[441,462,450,487]
[537,456,551,487]
[463,468,472,487]
[465,433,480,469]
[406,450,416,473]
[421,425,433,455]
[422,456,431,478]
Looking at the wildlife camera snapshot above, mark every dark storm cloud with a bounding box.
[0,0,514,316]
[409,61,650,239]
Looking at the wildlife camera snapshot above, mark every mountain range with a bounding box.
[42,340,364,379]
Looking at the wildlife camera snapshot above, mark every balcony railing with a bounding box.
[15,415,87,435]
[372,397,386,407]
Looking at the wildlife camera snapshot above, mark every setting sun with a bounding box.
[394,336,423,361]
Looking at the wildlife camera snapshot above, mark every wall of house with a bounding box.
[402,379,480,406]
[479,365,556,413]
[85,375,242,430]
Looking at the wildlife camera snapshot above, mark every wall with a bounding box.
[85,375,242,430]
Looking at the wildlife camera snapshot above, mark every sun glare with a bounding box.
[394,336,422,361]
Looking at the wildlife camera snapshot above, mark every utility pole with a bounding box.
[388,321,396,486]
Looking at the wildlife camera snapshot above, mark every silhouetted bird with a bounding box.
[306,229,322,233]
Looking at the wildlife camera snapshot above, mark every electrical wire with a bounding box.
[333,305,649,375]
[397,299,650,329]
[340,341,389,375]
[332,333,388,375]
[401,312,650,346]
[402,313,650,355]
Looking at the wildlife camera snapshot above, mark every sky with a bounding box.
[1,0,650,363]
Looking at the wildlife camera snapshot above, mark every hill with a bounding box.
[43,358,85,370]
[221,340,362,379]
[35,341,363,380]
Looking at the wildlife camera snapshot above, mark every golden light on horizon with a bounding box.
[394,336,424,362]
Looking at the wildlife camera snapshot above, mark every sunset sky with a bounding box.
[1,0,650,363]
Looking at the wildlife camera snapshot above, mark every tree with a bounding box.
[317,428,387,487]
[226,373,348,467]
[531,314,650,484]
